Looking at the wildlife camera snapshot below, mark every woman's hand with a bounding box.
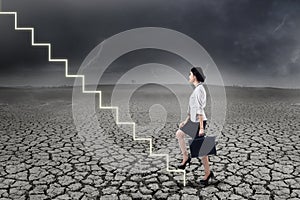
[199,128,205,136]
[179,121,186,128]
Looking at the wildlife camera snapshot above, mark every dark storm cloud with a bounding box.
[1,0,300,87]
[185,0,300,77]
[221,1,300,77]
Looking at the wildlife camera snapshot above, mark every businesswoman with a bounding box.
[175,67,214,186]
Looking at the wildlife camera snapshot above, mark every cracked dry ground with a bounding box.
[0,86,300,200]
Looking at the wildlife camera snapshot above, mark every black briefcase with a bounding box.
[188,136,217,158]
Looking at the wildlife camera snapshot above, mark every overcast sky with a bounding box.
[0,0,300,88]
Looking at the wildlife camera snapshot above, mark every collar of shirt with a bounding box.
[195,82,202,87]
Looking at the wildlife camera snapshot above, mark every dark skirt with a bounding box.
[179,119,207,139]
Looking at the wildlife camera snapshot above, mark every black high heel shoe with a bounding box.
[200,171,215,186]
[177,156,191,170]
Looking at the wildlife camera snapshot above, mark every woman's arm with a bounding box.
[195,86,206,135]
[179,114,190,128]
[197,114,205,136]
[184,114,190,123]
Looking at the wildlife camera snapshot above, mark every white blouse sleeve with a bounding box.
[195,87,206,115]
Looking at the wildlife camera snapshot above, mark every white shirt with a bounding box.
[187,83,207,122]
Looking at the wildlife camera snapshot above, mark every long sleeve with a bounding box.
[188,84,207,122]
[195,86,206,116]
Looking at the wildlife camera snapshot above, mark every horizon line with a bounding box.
[0,83,299,90]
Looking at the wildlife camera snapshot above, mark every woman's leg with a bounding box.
[176,129,188,164]
[201,120,211,179]
[201,156,210,179]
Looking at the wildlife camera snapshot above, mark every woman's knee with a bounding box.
[176,130,184,138]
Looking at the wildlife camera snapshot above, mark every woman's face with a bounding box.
[189,71,196,83]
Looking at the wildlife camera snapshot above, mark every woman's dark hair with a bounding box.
[191,67,206,82]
